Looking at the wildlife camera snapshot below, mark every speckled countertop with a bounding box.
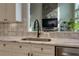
[0,36,79,48]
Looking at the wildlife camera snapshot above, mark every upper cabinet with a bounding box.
[0,4,6,22]
[0,3,22,22]
[5,3,16,22]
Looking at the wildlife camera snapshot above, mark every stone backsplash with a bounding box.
[49,32,79,39]
[23,32,79,39]
[0,22,79,39]
[0,24,79,40]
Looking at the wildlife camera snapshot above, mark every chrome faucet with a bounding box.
[34,19,40,38]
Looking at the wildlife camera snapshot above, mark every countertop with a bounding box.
[0,36,79,48]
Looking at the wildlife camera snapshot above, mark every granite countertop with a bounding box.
[0,36,79,48]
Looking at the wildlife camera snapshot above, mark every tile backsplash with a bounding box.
[0,22,79,39]
[25,32,79,39]
[0,22,27,36]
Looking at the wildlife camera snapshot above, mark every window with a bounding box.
[74,3,79,32]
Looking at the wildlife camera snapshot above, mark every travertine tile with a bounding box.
[49,32,79,39]
[0,21,79,40]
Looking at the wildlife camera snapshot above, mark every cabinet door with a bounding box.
[0,4,5,21]
[0,41,31,56]
[5,3,16,22]
[31,44,55,56]
[31,51,54,56]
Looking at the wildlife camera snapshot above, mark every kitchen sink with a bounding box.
[21,38,51,42]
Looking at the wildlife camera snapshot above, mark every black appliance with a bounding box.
[42,18,58,29]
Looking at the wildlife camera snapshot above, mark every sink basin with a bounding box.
[21,38,51,42]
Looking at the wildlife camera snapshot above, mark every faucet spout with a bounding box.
[34,19,40,38]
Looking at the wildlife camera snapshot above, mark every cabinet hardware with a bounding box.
[41,48,43,51]
[19,45,22,48]
[3,44,6,47]
[28,53,30,56]
[4,19,7,21]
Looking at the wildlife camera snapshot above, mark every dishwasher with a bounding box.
[55,46,79,56]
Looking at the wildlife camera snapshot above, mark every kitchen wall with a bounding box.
[0,3,79,40]
[0,3,79,55]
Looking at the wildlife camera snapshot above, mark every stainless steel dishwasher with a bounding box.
[55,46,79,56]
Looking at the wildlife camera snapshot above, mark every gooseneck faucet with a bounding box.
[34,19,40,38]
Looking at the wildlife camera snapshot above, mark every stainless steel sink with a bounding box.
[21,38,51,42]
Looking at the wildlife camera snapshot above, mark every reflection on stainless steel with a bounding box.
[62,52,79,56]
[55,46,79,56]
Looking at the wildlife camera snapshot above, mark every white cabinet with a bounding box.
[0,4,5,22]
[30,44,55,56]
[0,41,30,56]
[31,52,53,56]
[0,3,22,22]
[0,41,55,56]
[5,3,16,22]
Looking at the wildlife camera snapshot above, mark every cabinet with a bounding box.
[0,3,22,22]
[55,46,79,56]
[5,4,16,22]
[30,44,55,56]
[0,4,5,22]
[0,41,55,56]
[0,41,31,56]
